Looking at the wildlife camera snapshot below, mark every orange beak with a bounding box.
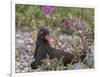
[45,35,54,44]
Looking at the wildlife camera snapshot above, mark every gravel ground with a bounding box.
[15,31,94,73]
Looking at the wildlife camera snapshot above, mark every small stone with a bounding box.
[16,69,21,73]
[71,63,87,70]
[16,62,21,66]
[24,67,29,72]
[58,42,62,46]
[47,62,50,65]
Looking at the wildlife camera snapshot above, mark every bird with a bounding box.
[31,28,86,69]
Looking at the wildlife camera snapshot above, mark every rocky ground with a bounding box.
[15,31,94,73]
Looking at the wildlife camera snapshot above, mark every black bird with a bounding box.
[31,28,85,69]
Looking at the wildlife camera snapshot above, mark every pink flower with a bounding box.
[62,18,72,28]
[79,20,84,29]
[42,6,54,15]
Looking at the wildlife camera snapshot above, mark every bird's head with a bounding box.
[37,28,54,44]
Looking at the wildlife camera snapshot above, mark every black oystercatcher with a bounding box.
[31,28,85,69]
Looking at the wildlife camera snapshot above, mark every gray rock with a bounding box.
[71,63,87,70]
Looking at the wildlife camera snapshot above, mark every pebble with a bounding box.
[71,63,87,70]
[16,32,35,73]
[15,31,94,73]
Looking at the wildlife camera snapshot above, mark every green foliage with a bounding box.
[67,63,72,70]
[16,4,94,33]
[39,56,64,71]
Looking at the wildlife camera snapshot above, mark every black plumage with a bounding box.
[31,28,85,69]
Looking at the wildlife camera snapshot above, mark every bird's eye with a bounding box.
[40,31,43,34]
